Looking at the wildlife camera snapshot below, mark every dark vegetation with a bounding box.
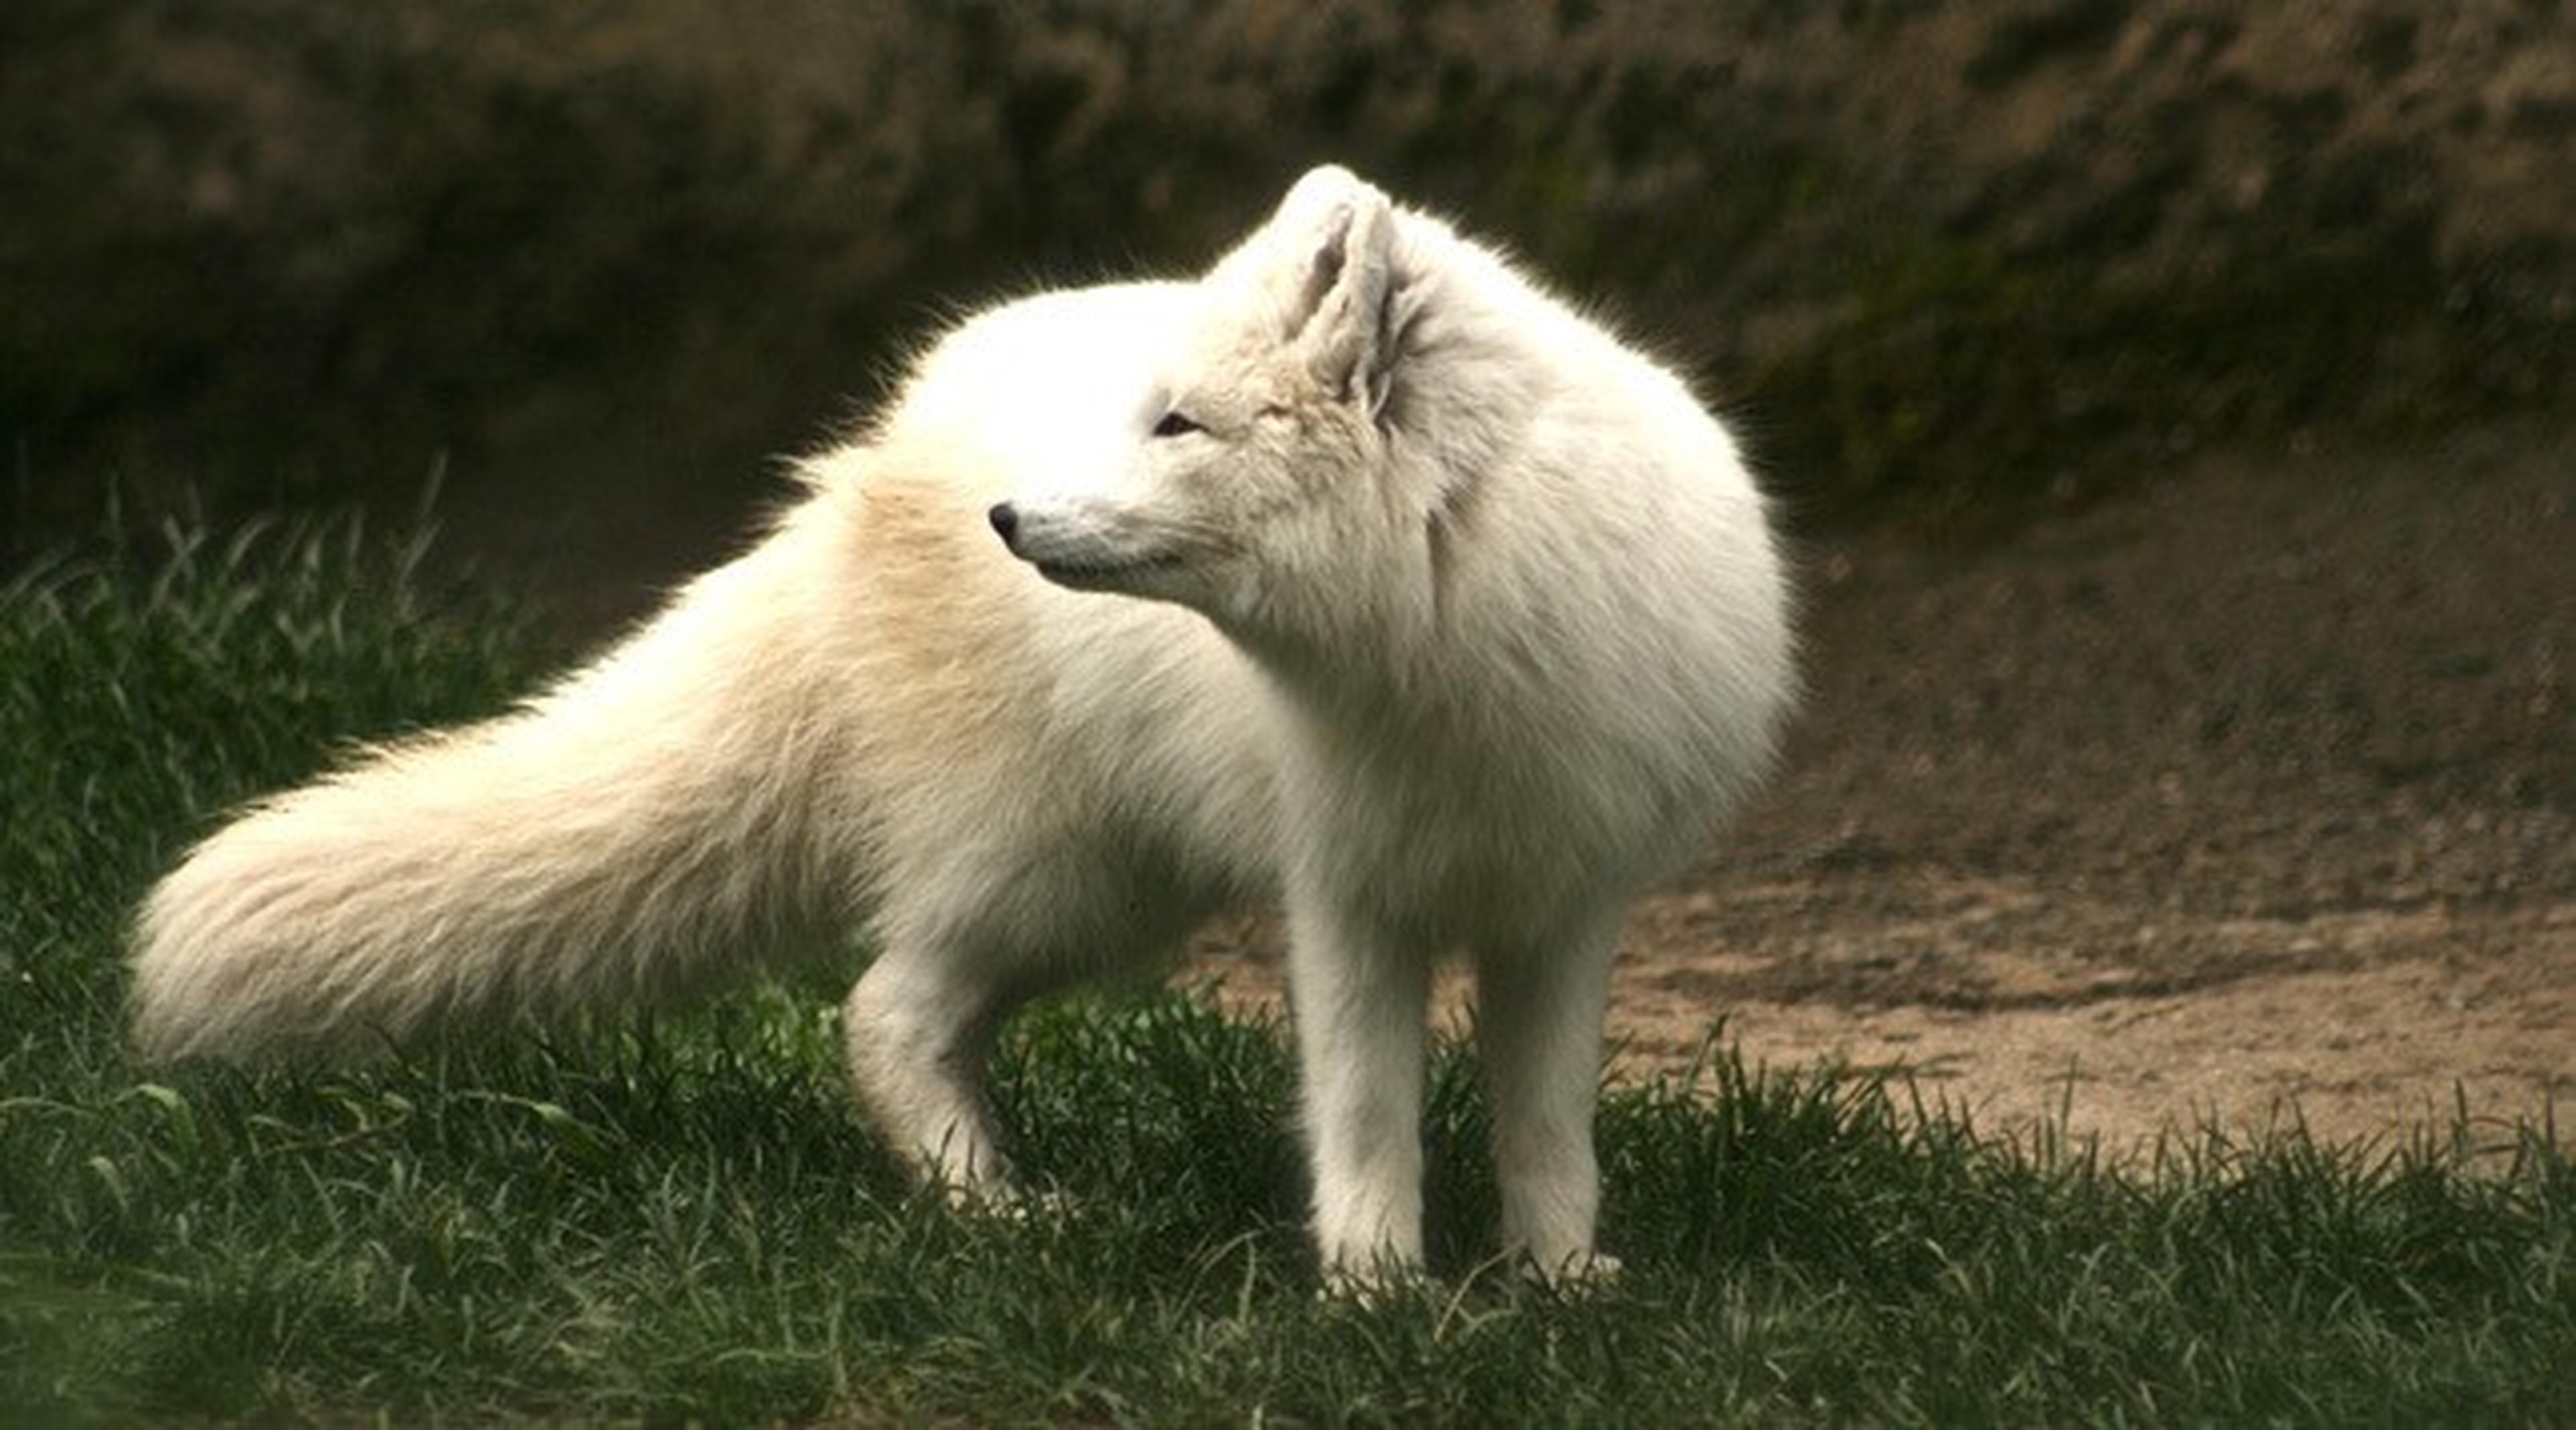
[1,524,2569,1421]
[6,3,2571,615]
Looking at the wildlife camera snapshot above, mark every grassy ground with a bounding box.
[2,525,2569,1425]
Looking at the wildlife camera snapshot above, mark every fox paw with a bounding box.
[1316,1256,1431,1307]
[1521,1248,1623,1293]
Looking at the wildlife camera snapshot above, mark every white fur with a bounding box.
[130,167,1794,1285]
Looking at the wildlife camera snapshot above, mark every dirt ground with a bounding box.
[1187,423,2574,1158]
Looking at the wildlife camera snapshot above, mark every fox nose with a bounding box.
[987,502,1019,546]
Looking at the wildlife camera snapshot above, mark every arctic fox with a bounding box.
[131,166,1793,1283]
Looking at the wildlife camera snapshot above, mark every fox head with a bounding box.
[986,166,1454,661]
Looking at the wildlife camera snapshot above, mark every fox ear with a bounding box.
[1267,167,1402,418]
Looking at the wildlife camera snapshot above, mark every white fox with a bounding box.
[131,166,1793,1283]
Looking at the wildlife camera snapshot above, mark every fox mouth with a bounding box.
[989,501,1197,590]
[1033,549,1188,588]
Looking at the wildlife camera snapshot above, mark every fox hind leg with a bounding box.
[842,946,1022,1196]
[842,857,1209,1200]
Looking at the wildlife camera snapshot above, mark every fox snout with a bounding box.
[986,502,1022,549]
[985,497,1185,595]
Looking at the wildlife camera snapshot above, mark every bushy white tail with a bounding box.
[130,515,855,1063]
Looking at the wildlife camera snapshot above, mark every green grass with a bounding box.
[3,522,2570,1425]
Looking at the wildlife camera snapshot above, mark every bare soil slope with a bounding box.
[1191,424,2574,1156]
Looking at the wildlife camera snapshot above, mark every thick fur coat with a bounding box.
[132,167,1794,1282]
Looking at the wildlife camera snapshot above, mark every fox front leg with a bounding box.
[1283,892,1435,1288]
[1474,916,1623,1284]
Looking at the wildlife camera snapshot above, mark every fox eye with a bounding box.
[1150,410,1203,439]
